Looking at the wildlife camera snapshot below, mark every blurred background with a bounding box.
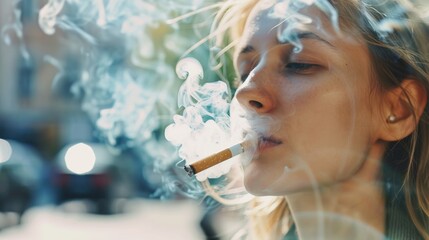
[0,0,242,239]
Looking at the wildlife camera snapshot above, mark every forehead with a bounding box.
[239,1,340,47]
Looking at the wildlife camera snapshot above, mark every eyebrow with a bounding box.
[238,31,334,55]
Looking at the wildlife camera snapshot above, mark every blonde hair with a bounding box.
[203,0,429,239]
[332,1,429,239]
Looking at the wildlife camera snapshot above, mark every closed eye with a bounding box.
[285,62,320,75]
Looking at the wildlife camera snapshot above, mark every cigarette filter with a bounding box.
[184,142,245,177]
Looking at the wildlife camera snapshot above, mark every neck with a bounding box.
[287,142,387,240]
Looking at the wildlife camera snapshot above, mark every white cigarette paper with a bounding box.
[184,141,248,176]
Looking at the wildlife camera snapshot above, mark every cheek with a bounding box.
[291,95,368,157]
[290,85,373,171]
[243,80,375,194]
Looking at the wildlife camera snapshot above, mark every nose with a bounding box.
[235,69,276,114]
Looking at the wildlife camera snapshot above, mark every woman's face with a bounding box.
[232,2,385,195]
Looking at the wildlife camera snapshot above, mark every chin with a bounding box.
[243,167,281,196]
[243,162,320,196]
[244,180,284,196]
[243,182,267,196]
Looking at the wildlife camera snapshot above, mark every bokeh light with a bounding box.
[0,139,12,164]
[64,143,96,174]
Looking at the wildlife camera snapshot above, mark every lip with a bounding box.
[258,136,283,152]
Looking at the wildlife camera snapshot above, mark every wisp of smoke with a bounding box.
[2,0,428,200]
[1,0,218,199]
[165,57,236,181]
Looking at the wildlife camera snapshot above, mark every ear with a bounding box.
[378,79,427,142]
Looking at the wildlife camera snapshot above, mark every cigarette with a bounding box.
[184,141,247,177]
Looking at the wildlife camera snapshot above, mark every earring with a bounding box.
[387,114,397,123]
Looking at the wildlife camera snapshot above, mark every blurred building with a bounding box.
[0,0,108,215]
[0,0,94,160]
[0,0,179,207]
[0,1,241,239]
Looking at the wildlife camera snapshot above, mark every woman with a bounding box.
[206,0,429,239]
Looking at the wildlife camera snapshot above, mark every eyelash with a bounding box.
[285,62,319,74]
[239,62,319,82]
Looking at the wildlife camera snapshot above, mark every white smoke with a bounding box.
[165,57,236,181]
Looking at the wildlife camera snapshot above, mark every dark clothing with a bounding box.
[383,164,422,239]
[283,223,298,240]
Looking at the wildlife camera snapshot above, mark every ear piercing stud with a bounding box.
[387,115,397,123]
